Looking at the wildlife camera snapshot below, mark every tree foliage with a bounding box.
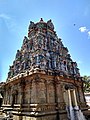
[83,75,90,93]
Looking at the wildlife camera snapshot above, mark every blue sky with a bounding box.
[0,0,90,81]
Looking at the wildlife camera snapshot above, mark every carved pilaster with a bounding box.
[46,79,55,103]
[19,79,25,105]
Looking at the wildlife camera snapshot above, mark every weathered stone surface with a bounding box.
[1,19,88,120]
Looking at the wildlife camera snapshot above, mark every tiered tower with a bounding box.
[7,18,80,79]
[2,19,87,120]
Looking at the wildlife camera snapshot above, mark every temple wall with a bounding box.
[3,75,85,107]
[2,74,87,120]
[24,76,56,105]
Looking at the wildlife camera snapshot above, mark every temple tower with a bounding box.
[1,19,87,120]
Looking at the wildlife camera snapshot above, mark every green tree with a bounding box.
[83,75,90,93]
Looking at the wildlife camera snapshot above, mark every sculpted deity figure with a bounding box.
[23,36,28,45]
[60,60,67,71]
[72,62,80,77]
[46,52,50,59]
[43,37,47,50]
[28,21,34,30]
[67,61,71,74]
[15,50,22,61]
[47,19,54,30]
[9,65,14,77]
[71,62,77,75]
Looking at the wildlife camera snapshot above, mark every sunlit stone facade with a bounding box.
[1,19,87,120]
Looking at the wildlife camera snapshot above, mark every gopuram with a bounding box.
[1,18,89,120]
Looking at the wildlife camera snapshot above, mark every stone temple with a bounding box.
[1,19,89,120]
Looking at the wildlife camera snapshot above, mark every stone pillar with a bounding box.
[57,83,64,100]
[67,89,75,120]
[27,81,31,104]
[19,79,25,105]
[47,80,55,103]
[29,81,32,104]
[73,90,78,106]
[68,90,72,106]
[37,80,46,103]
[2,90,6,105]
[31,80,37,103]
[78,88,85,103]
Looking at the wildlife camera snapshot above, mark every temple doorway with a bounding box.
[63,87,78,108]
[63,88,78,119]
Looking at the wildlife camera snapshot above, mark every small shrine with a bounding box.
[1,19,89,120]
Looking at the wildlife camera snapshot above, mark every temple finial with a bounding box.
[40,18,43,22]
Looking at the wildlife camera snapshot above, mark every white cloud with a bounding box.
[0,13,16,32]
[79,26,90,39]
[79,26,88,32]
[0,14,10,20]
[88,31,90,37]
